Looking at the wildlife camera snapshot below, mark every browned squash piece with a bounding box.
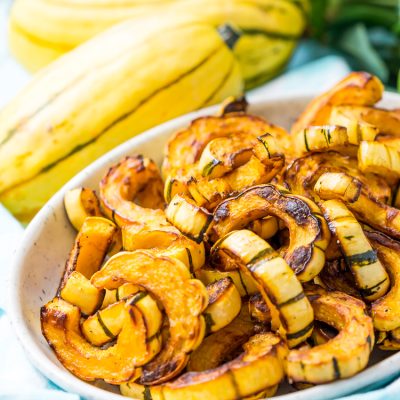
[330,105,400,137]
[100,155,167,228]
[162,113,289,180]
[284,151,391,203]
[91,250,208,385]
[248,293,271,325]
[212,184,329,282]
[41,297,159,383]
[64,187,102,231]
[286,286,374,384]
[291,71,384,134]
[188,306,255,372]
[59,216,116,291]
[366,230,400,331]
[121,332,287,400]
[204,277,241,333]
[315,172,400,240]
[377,327,400,350]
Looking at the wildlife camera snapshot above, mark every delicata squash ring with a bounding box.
[286,286,374,384]
[100,155,167,228]
[120,332,288,400]
[212,184,329,282]
[321,200,389,301]
[365,230,400,331]
[91,250,208,385]
[315,172,400,240]
[41,297,159,384]
[211,229,314,348]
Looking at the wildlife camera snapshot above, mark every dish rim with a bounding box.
[9,92,400,400]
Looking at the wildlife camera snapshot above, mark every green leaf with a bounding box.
[336,23,389,82]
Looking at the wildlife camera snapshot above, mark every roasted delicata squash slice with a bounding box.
[122,224,206,273]
[64,187,102,231]
[162,112,289,180]
[60,271,105,316]
[100,155,167,228]
[101,283,139,309]
[82,291,163,347]
[330,105,400,137]
[212,184,329,282]
[58,216,116,291]
[286,286,374,384]
[121,332,288,400]
[204,277,241,333]
[321,200,389,301]
[91,250,208,384]
[211,230,314,347]
[328,106,379,142]
[165,194,213,243]
[315,172,400,240]
[285,151,391,203]
[41,297,159,383]
[196,265,259,297]
[358,141,400,179]
[366,230,400,331]
[291,71,384,134]
[293,125,356,156]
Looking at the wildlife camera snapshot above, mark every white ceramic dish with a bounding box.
[10,92,400,400]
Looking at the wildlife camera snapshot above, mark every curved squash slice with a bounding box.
[100,155,167,228]
[212,184,328,282]
[330,105,400,137]
[205,277,241,333]
[284,152,391,203]
[211,230,314,348]
[122,224,205,273]
[358,141,400,179]
[91,250,208,385]
[291,71,383,134]
[121,332,287,400]
[366,230,400,331]
[196,266,259,297]
[41,297,159,383]
[82,291,163,347]
[286,286,374,384]
[64,187,102,231]
[165,194,213,243]
[321,200,389,301]
[315,172,400,240]
[162,113,288,180]
[293,125,356,156]
[58,216,116,292]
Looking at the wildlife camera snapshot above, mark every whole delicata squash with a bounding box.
[286,286,374,384]
[121,332,288,400]
[212,184,329,282]
[91,250,208,385]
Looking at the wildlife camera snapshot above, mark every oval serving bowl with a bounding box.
[9,92,400,400]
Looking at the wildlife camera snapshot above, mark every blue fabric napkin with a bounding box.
[0,49,399,399]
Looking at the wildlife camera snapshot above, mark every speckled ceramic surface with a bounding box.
[10,93,400,400]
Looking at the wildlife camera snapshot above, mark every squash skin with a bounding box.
[212,184,329,282]
[211,229,314,348]
[315,172,400,240]
[366,230,400,331]
[91,250,208,384]
[121,332,287,400]
[321,200,389,301]
[291,71,384,134]
[286,286,374,384]
[41,297,160,383]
